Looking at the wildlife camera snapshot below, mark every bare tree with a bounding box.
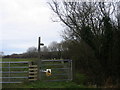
[48,41,59,52]
[27,47,37,53]
[41,46,49,52]
[26,47,38,58]
[48,1,120,86]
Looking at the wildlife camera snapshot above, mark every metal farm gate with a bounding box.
[0,61,29,83]
[40,59,72,81]
[0,59,72,83]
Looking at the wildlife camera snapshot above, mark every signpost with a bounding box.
[38,37,44,80]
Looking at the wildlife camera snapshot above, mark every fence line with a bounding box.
[1,77,28,79]
[0,61,29,63]
[41,59,71,62]
[0,71,28,73]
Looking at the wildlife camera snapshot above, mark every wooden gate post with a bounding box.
[38,37,44,80]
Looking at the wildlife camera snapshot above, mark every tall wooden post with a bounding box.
[38,37,40,80]
[38,37,40,56]
[37,37,44,80]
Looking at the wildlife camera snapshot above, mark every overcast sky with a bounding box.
[0,0,64,55]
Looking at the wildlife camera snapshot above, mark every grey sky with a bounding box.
[0,0,63,55]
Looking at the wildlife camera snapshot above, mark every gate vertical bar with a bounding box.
[0,52,2,89]
[67,60,70,81]
[71,60,73,81]
[8,61,10,82]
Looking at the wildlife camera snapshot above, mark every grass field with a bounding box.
[1,58,87,88]
[2,58,37,62]
[2,81,86,88]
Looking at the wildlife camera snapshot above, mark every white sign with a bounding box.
[46,69,52,76]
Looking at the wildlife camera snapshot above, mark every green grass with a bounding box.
[2,81,86,88]
[2,58,37,62]
[75,73,88,85]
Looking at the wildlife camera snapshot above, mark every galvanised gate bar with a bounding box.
[0,61,29,83]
